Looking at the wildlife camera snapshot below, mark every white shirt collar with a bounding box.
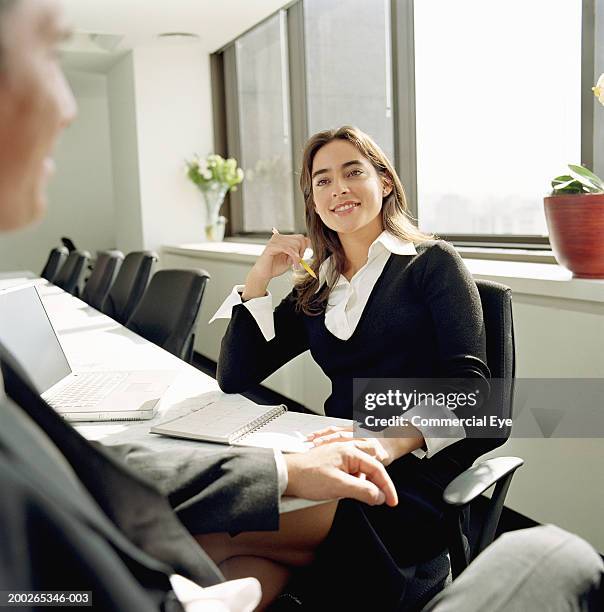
[316,231,417,289]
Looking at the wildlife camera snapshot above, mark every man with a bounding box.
[0,1,397,610]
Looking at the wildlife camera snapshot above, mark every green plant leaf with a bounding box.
[568,164,604,186]
[568,164,604,193]
[551,179,584,194]
[552,174,573,184]
[552,179,578,190]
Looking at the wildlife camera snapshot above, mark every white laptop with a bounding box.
[0,284,176,421]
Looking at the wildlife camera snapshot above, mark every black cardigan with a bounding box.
[218,240,497,472]
[218,240,504,568]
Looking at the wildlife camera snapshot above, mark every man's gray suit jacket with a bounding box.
[0,354,280,611]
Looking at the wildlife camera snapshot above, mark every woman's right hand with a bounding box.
[246,233,311,289]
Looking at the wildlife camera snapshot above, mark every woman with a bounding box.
[207,125,494,609]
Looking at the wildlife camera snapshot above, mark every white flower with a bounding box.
[593,73,604,106]
[202,170,212,180]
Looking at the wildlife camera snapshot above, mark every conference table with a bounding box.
[1,272,319,514]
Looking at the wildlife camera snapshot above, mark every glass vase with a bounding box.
[200,182,229,242]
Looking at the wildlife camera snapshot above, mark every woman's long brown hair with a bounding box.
[294,125,433,316]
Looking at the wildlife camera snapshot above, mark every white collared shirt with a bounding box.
[210,231,464,458]
[316,230,417,341]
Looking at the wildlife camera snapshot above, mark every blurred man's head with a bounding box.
[0,0,76,231]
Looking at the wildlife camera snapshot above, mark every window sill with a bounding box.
[163,241,604,304]
[456,246,557,265]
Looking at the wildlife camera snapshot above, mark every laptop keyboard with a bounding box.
[45,371,129,410]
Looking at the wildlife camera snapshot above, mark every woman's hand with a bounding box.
[243,233,311,300]
[307,426,392,465]
[253,232,311,281]
[307,424,425,466]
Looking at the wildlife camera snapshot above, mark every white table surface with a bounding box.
[28,279,319,514]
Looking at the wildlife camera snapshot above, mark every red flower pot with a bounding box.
[544,193,604,279]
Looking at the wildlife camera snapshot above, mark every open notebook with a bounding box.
[150,399,352,453]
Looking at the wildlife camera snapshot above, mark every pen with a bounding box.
[271,227,317,279]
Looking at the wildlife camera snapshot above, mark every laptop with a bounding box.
[0,284,176,421]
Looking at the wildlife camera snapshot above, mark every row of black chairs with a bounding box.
[41,246,209,364]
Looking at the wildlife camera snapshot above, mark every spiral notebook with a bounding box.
[150,400,351,453]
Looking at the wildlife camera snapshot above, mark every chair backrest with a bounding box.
[60,236,77,253]
[405,280,518,608]
[475,279,515,380]
[81,250,124,310]
[53,250,90,296]
[101,251,157,325]
[40,246,68,282]
[126,269,210,362]
[450,280,516,565]
[475,279,515,425]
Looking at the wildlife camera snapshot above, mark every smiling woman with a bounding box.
[210,125,496,609]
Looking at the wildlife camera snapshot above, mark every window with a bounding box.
[216,0,589,247]
[303,0,395,161]
[413,0,582,236]
[235,12,296,233]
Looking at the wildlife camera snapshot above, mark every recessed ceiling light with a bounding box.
[157,32,200,41]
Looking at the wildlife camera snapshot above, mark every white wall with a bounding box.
[481,292,604,552]
[0,70,115,272]
[107,53,144,254]
[133,43,210,251]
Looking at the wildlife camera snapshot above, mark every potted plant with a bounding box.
[543,73,604,279]
[544,164,604,278]
[186,154,244,241]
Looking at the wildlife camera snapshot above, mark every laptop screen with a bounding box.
[0,285,71,394]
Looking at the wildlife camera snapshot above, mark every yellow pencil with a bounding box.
[271,227,317,279]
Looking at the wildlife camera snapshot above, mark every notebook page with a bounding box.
[236,411,352,453]
[150,401,284,444]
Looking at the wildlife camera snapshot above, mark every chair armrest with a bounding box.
[443,457,524,506]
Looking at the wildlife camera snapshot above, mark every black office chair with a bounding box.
[101,251,157,325]
[60,236,77,253]
[52,250,90,296]
[441,280,521,576]
[80,250,124,311]
[395,279,522,610]
[271,279,523,612]
[40,246,68,282]
[125,269,210,362]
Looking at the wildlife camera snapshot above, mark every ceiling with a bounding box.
[60,0,290,72]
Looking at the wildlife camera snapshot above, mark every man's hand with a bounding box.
[284,442,398,507]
